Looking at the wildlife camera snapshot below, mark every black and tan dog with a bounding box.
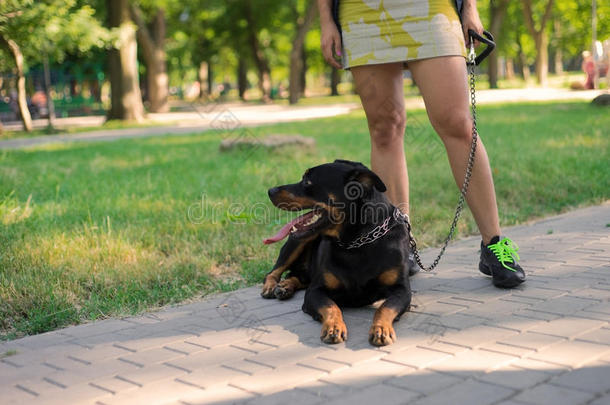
[261,160,413,346]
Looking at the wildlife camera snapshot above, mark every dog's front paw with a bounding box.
[261,277,278,299]
[369,323,397,346]
[321,320,347,344]
[273,281,295,300]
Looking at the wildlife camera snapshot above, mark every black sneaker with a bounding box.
[479,236,525,288]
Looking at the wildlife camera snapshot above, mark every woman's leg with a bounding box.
[350,63,410,214]
[407,56,501,245]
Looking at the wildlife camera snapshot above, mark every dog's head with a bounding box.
[263,160,386,244]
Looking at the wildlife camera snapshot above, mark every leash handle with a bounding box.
[468,29,495,66]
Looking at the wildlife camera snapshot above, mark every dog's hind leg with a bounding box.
[261,237,313,299]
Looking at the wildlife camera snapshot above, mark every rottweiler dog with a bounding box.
[261,160,412,346]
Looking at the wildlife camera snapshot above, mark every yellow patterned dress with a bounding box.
[339,0,466,69]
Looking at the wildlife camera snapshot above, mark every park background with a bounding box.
[0,0,608,340]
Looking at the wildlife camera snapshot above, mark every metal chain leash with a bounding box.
[407,46,480,272]
[337,209,403,249]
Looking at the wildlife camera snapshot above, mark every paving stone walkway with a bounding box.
[1,203,609,405]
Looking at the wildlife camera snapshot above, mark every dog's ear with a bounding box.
[334,159,366,168]
[345,167,387,193]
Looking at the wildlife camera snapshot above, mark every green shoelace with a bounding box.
[487,237,520,272]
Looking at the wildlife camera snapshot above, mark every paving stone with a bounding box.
[512,383,595,405]
[526,317,606,339]
[382,346,453,369]
[439,325,520,349]
[176,364,250,389]
[100,378,206,405]
[428,349,517,377]
[410,301,469,317]
[477,365,551,390]
[222,359,274,375]
[242,388,323,405]
[589,393,610,405]
[496,331,567,351]
[182,383,256,405]
[550,362,610,394]
[118,346,187,367]
[297,380,354,399]
[296,356,351,373]
[409,378,515,405]
[575,327,610,344]
[68,343,135,364]
[316,347,385,366]
[244,343,335,369]
[465,299,533,320]
[526,296,600,316]
[230,364,326,395]
[384,369,466,395]
[163,346,248,373]
[528,340,610,368]
[34,382,113,405]
[478,342,535,357]
[114,362,189,387]
[88,375,140,395]
[162,341,209,355]
[324,382,421,405]
[319,359,409,388]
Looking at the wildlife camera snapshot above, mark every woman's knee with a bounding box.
[431,111,473,143]
[368,106,406,148]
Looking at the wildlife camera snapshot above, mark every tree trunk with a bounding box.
[488,0,509,89]
[300,46,307,98]
[237,58,248,101]
[0,34,32,131]
[505,58,515,80]
[552,19,563,75]
[198,61,209,99]
[107,0,145,121]
[289,1,317,104]
[244,0,272,103]
[533,32,549,86]
[130,6,169,113]
[330,67,340,96]
[43,54,56,129]
[521,0,554,86]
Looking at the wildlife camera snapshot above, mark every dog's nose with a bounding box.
[268,187,280,198]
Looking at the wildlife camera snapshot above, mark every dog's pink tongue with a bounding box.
[264,212,314,245]
[263,218,299,245]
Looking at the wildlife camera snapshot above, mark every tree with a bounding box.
[289,0,317,104]
[521,0,555,86]
[487,0,509,88]
[0,0,108,131]
[243,0,273,102]
[106,0,145,121]
[130,2,170,112]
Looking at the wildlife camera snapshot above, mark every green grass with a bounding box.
[1,101,608,340]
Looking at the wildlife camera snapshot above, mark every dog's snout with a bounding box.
[268,187,280,198]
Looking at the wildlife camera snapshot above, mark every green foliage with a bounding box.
[0,0,112,68]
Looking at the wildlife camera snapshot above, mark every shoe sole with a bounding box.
[479,262,525,288]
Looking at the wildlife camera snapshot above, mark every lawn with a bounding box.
[1,101,608,339]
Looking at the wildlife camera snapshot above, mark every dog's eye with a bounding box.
[303,179,313,187]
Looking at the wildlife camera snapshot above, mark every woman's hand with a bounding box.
[460,1,484,48]
[320,19,343,69]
